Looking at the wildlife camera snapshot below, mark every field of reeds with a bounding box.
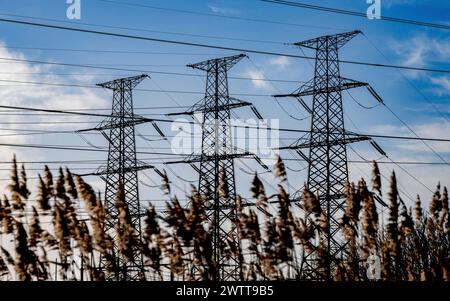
[0,155,448,281]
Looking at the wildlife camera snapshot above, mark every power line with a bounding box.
[0,142,187,156]
[0,11,285,45]
[0,121,101,125]
[261,0,450,30]
[346,90,381,110]
[0,57,302,84]
[0,77,271,97]
[95,0,342,31]
[0,17,449,74]
[4,45,222,56]
[344,96,432,199]
[385,103,449,164]
[0,105,191,112]
[0,158,447,166]
[0,61,182,68]
[1,103,450,144]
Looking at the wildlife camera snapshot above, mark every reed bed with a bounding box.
[0,156,448,281]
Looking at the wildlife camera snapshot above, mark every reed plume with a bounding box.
[37,175,51,211]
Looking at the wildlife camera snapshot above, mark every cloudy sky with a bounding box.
[0,0,449,209]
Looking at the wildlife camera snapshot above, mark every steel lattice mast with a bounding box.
[168,54,252,281]
[274,31,371,279]
[79,74,153,280]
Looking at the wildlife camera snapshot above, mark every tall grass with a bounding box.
[0,157,448,281]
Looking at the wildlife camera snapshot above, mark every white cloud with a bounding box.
[391,35,450,68]
[245,69,273,92]
[372,122,450,153]
[208,5,240,16]
[0,41,108,191]
[383,0,416,7]
[383,0,436,8]
[269,56,290,69]
[389,34,450,83]
[430,77,450,95]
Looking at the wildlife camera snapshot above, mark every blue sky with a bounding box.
[0,0,449,208]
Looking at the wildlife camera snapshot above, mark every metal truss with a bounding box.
[167,54,250,281]
[274,31,368,280]
[82,74,150,280]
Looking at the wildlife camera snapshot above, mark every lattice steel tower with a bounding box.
[274,31,370,279]
[169,54,252,281]
[80,74,152,280]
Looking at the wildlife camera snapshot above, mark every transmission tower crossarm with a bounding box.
[187,53,248,71]
[167,99,252,116]
[76,115,153,133]
[279,135,371,150]
[96,74,149,90]
[166,152,253,165]
[274,77,368,98]
[293,30,362,50]
[76,164,155,177]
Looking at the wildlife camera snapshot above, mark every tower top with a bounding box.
[187,54,247,72]
[96,74,149,90]
[293,30,362,50]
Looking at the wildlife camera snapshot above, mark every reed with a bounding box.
[0,156,447,281]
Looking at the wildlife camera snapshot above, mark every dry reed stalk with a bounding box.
[19,164,30,200]
[0,253,8,277]
[37,175,51,212]
[8,156,25,211]
[274,155,287,182]
[161,169,171,195]
[0,198,5,234]
[53,204,71,257]
[414,195,423,222]
[251,173,269,212]
[168,236,184,276]
[7,156,19,194]
[75,176,113,254]
[143,205,162,277]
[219,166,229,199]
[342,182,360,280]
[77,221,93,257]
[429,184,442,225]
[360,193,378,261]
[0,247,13,279]
[380,241,391,281]
[74,175,96,211]
[1,247,13,266]
[14,220,32,281]
[115,183,139,263]
[371,161,382,196]
[41,230,58,250]
[1,196,14,234]
[64,168,78,200]
[29,207,42,249]
[43,165,54,197]
[439,187,449,230]
[387,172,399,251]
[302,187,321,218]
[399,199,414,236]
[55,167,68,201]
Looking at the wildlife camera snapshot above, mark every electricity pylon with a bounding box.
[78,74,152,280]
[274,31,371,280]
[168,54,255,281]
